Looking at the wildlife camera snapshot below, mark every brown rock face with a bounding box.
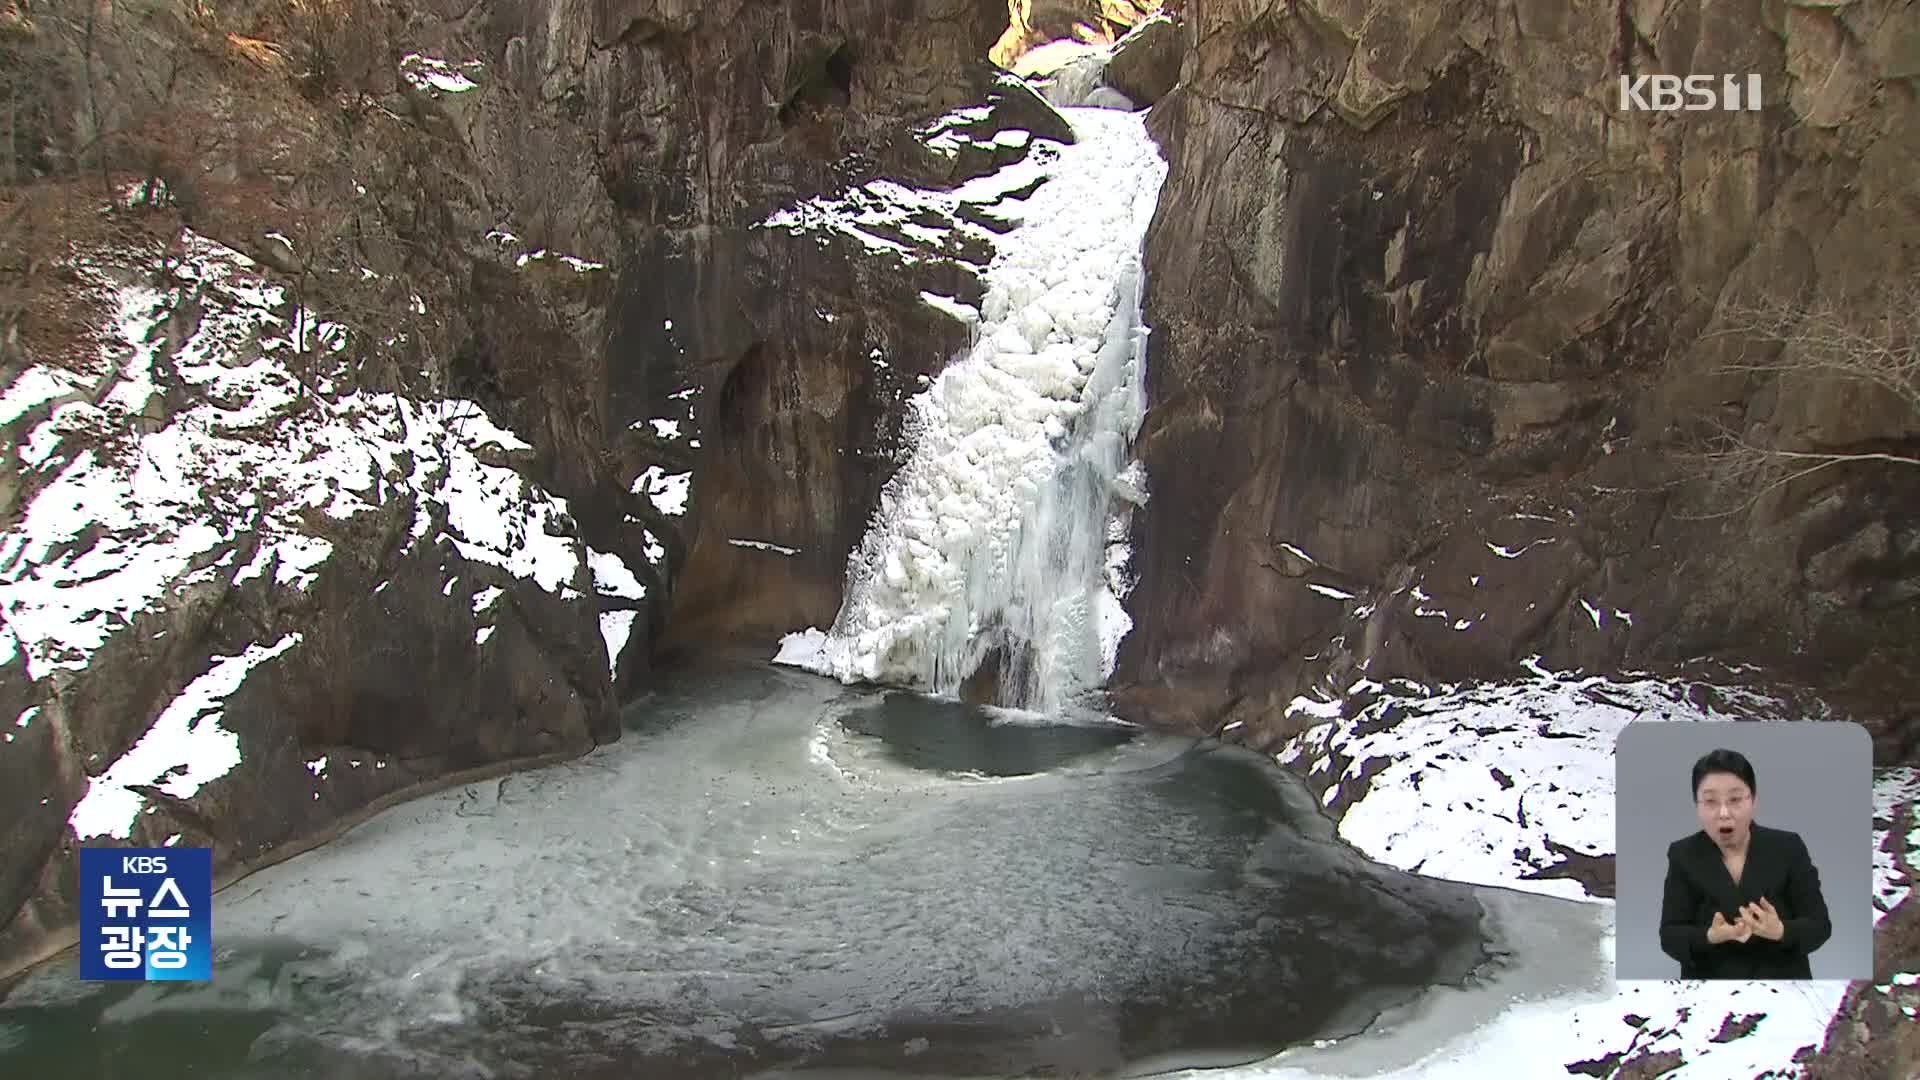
[1103,14,1184,106]
[1113,0,1920,760]
[0,0,1032,981]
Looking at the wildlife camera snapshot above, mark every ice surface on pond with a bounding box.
[4,668,1524,1078]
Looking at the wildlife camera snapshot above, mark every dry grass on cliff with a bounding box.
[0,0,440,398]
[0,177,176,371]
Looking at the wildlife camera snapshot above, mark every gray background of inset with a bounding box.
[1614,721,1873,980]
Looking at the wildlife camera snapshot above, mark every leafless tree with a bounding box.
[1684,272,1920,516]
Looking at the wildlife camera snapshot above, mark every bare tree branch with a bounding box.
[1681,272,1920,518]
[1703,273,1920,415]
[1675,420,1917,520]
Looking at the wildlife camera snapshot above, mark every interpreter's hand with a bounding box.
[1707,910,1753,945]
[1740,898,1785,941]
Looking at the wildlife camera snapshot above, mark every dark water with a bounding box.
[1,664,1493,1078]
[837,693,1137,777]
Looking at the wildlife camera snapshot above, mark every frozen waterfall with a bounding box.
[777,108,1166,713]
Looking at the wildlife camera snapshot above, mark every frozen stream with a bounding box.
[1,663,1605,1077]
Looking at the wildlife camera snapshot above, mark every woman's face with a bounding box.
[1695,771,1755,849]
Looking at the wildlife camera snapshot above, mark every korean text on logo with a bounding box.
[79,847,213,981]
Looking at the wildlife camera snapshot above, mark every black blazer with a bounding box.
[1658,823,1832,979]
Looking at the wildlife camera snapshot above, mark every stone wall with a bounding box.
[1114,0,1920,761]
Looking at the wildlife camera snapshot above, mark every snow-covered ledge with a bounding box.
[1198,665,1920,1078]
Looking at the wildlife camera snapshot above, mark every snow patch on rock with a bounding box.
[1276,673,1796,900]
[0,234,587,686]
[70,634,302,840]
[1239,675,1919,1080]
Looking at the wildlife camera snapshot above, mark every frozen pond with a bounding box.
[3,663,1536,1077]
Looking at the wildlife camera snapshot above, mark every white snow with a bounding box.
[1580,597,1605,628]
[773,627,829,669]
[919,291,981,325]
[1487,537,1556,558]
[1275,673,1794,899]
[1,231,587,708]
[587,548,646,599]
[514,249,606,273]
[1096,531,1137,678]
[1286,695,1344,721]
[271,534,334,590]
[306,755,328,777]
[1874,767,1920,916]
[439,400,533,452]
[633,466,691,516]
[399,53,481,95]
[914,105,996,156]
[413,400,583,593]
[758,122,1070,264]
[598,611,638,680]
[69,634,301,840]
[1204,978,1850,1080]
[1520,654,1556,679]
[784,108,1165,711]
[1234,674,1919,1080]
[471,586,503,614]
[728,539,800,556]
[0,365,89,426]
[1307,583,1356,600]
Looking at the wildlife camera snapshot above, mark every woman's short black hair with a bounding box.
[1691,748,1757,798]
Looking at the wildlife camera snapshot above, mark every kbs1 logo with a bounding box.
[1618,74,1764,112]
[79,848,213,981]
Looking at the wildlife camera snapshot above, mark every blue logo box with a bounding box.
[78,847,212,981]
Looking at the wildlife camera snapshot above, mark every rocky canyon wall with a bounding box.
[1111,0,1920,762]
[0,0,1029,980]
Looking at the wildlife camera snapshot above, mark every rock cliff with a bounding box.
[1111,0,1920,763]
[0,0,1044,979]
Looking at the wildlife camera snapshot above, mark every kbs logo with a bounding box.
[79,847,213,981]
[1618,74,1764,112]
